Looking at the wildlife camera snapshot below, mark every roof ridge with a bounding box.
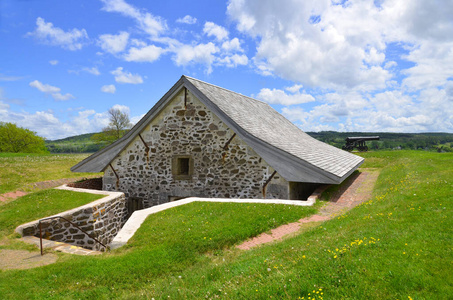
[183,75,268,106]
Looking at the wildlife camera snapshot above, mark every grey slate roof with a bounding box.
[72,75,364,184]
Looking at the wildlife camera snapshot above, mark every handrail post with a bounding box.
[39,221,43,256]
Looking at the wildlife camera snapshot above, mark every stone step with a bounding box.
[20,236,103,256]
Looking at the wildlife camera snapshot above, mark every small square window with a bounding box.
[172,155,193,180]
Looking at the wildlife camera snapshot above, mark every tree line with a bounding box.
[307,131,453,152]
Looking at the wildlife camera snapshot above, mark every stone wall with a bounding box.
[15,186,127,251]
[103,89,290,208]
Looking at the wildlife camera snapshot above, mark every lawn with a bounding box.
[0,153,101,194]
[0,151,451,299]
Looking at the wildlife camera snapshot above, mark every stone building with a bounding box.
[72,76,363,211]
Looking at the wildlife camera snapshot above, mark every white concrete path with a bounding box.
[109,197,315,250]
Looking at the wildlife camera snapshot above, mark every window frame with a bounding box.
[172,155,194,180]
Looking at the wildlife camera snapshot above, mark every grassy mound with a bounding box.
[0,151,451,299]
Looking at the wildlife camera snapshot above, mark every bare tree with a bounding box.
[91,107,132,145]
[105,108,132,140]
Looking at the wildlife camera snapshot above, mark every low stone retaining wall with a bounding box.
[15,185,127,251]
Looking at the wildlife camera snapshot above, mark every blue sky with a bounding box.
[1,0,452,140]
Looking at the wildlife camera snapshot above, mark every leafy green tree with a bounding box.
[91,107,132,145]
[0,122,48,153]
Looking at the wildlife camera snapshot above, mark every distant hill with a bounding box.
[45,133,108,153]
[45,131,453,153]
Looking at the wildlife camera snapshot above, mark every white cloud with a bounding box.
[401,41,453,90]
[29,80,60,94]
[112,104,130,114]
[227,0,453,94]
[100,0,166,37]
[28,17,88,51]
[29,80,74,101]
[217,54,248,68]
[101,84,116,94]
[52,93,75,101]
[98,31,129,54]
[221,38,243,52]
[130,39,147,47]
[111,67,143,84]
[226,1,392,90]
[82,67,101,76]
[257,87,315,106]
[49,60,59,65]
[285,84,303,93]
[124,44,165,62]
[176,15,197,25]
[173,43,218,74]
[203,22,229,41]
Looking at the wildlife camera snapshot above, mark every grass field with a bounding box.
[0,151,451,299]
[0,153,101,194]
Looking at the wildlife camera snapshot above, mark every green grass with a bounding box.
[0,201,318,298]
[0,189,103,249]
[0,153,101,193]
[0,151,451,299]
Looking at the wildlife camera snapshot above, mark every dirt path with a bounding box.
[0,176,96,203]
[236,170,380,250]
[0,249,58,270]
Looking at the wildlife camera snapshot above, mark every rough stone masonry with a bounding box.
[103,89,290,209]
[15,186,127,251]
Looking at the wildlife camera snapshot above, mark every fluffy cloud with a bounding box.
[100,0,166,37]
[101,85,116,94]
[112,104,130,114]
[52,93,75,101]
[111,67,143,84]
[28,17,88,50]
[176,15,197,25]
[49,60,59,65]
[173,43,218,74]
[29,80,74,101]
[221,38,243,52]
[124,44,165,62]
[29,80,61,94]
[217,54,248,68]
[203,22,229,41]
[98,31,129,54]
[227,0,453,93]
[257,87,315,105]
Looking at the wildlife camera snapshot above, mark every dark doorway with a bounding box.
[289,182,320,200]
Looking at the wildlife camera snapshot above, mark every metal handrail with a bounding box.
[38,216,106,255]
